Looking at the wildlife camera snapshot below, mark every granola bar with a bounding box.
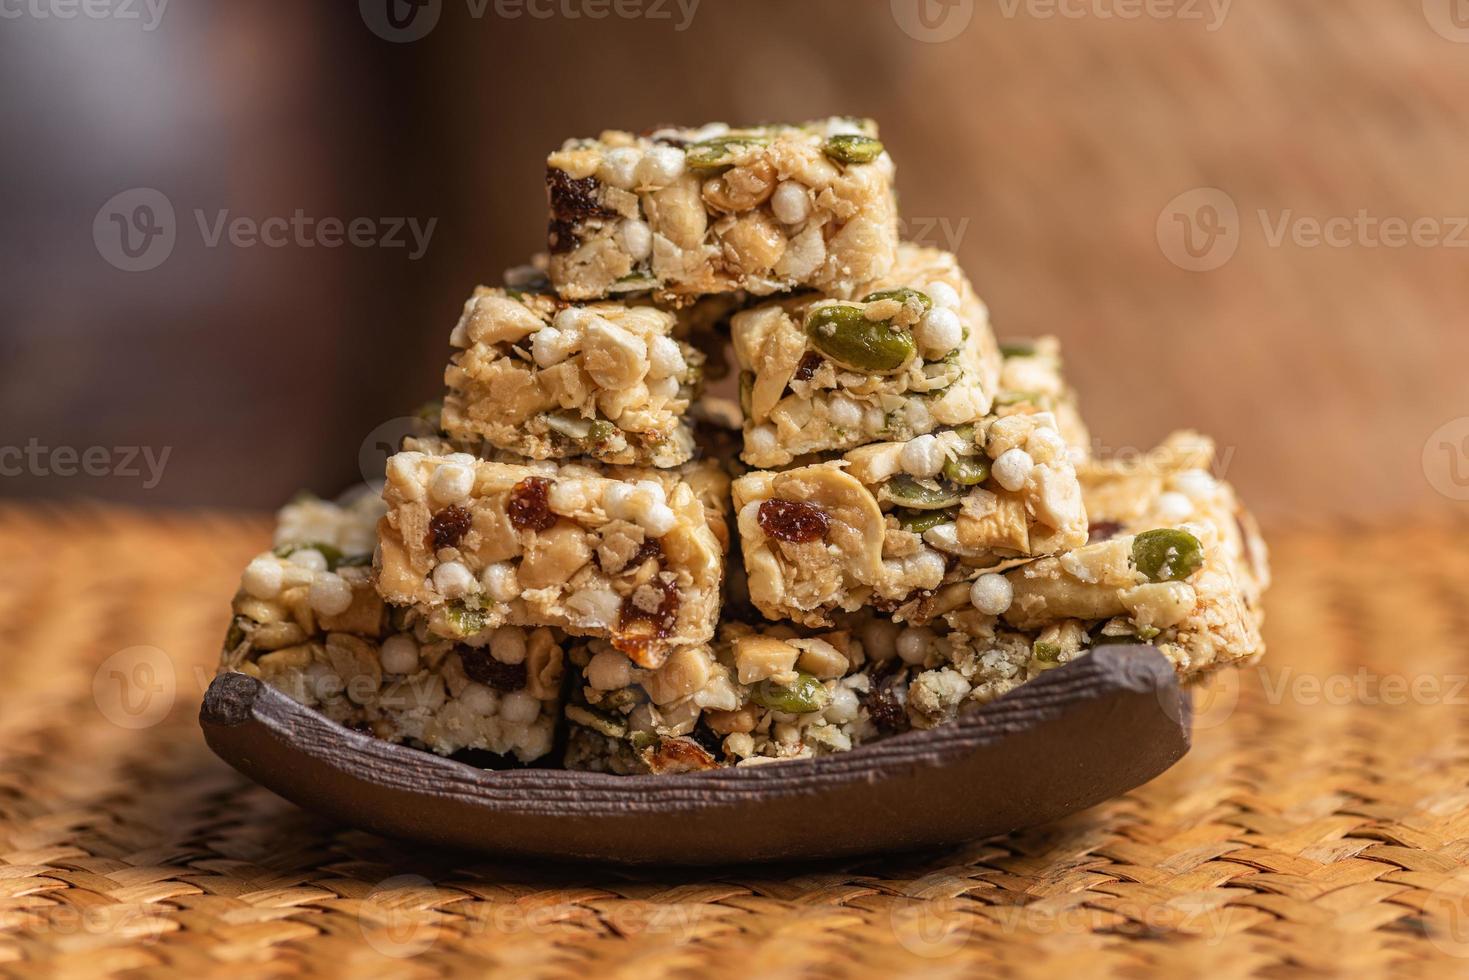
[733,410,1088,627]
[562,621,878,773]
[732,244,1002,467]
[218,493,564,762]
[374,450,729,667]
[857,432,1269,731]
[546,118,899,302]
[440,286,706,468]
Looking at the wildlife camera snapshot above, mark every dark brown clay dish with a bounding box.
[200,644,1189,865]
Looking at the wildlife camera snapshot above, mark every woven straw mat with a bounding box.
[3,502,1469,978]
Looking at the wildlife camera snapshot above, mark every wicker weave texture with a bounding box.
[3,504,1469,977]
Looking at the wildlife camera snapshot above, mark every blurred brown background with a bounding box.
[3,0,1467,526]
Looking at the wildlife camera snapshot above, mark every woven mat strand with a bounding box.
[3,504,1469,978]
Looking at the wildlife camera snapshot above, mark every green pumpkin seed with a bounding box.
[1131,528,1205,582]
[274,541,345,571]
[822,134,885,165]
[942,454,990,486]
[749,672,830,714]
[861,287,932,311]
[444,600,488,637]
[878,475,962,510]
[1000,341,1039,358]
[897,507,960,533]
[1033,641,1062,662]
[685,135,768,169]
[805,304,916,374]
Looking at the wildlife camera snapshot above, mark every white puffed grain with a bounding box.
[432,560,478,598]
[241,556,284,599]
[480,562,519,602]
[970,573,1014,616]
[992,448,1035,492]
[309,571,354,616]
[379,634,419,674]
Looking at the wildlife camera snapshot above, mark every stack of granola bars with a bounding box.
[218,119,1269,774]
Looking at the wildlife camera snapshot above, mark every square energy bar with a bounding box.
[731,244,1002,467]
[440,286,706,468]
[733,410,1089,628]
[562,621,879,774]
[218,492,565,762]
[856,431,1269,732]
[374,450,729,667]
[545,118,898,302]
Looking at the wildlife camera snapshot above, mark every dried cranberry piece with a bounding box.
[793,351,824,382]
[757,499,829,544]
[429,504,473,550]
[458,647,528,691]
[507,477,558,532]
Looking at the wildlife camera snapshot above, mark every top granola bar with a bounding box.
[545,118,899,302]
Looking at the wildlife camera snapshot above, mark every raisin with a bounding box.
[429,504,473,550]
[613,577,680,665]
[631,536,664,567]
[507,477,558,532]
[546,168,616,254]
[863,684,909,735]
[793,351,824,382]
[757,499,829,544]
[458,647,528,691]
[1088,521,1123,544]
